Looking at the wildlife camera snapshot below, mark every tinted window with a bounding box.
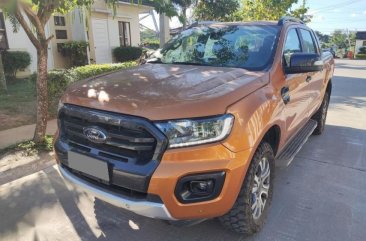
[154,25,279,70]
[283,29,301,66]
[54,16,66,26]
[300,29,316,53]
[119,21,131,47]
[55,30,67,39]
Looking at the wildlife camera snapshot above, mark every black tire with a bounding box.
[312,92,330,135]
[219,142,275,235]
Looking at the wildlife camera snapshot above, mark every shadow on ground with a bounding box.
[90,124,366,241]
[1,124,365,241]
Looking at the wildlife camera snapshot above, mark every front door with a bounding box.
[92,19,112,64]
[282,28,311,142]
[298,28,325,116]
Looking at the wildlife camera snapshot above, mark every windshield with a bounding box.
[152,25,279,70]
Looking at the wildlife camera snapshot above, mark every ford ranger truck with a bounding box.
[54,17,334,234]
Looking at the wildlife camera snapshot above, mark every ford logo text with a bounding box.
[83,127,107,144]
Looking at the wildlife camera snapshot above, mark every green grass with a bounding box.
[0,135,54,157]
[0,79,37,131]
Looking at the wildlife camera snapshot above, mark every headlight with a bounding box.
[155,114,234,148]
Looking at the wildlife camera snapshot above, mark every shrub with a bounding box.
[60,41,89,68]
[71,62,137,80]
[113,46,143,62]
[355,54,366,59]
[142,39,160,50]
[31,62,138,115]
[359,47,366,54]
[2,51,31,79]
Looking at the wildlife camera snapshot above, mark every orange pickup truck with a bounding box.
[55,17,334,234]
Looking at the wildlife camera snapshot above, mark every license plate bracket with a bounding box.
[68,151,110,182]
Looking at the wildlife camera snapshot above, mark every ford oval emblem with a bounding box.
[83,127,107,143]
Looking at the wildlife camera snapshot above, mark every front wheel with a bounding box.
[219,142,275,235]
[312,92,330,135]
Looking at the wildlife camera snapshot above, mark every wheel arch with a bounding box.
[261,125,281,156]
[326,79,332,96]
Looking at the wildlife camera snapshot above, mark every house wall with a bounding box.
[355,39,366,54]
[88,0,152,63]
[48,13,74,69]
[1,1,154,76]
[3,12,37,76]
[1,10,71,75]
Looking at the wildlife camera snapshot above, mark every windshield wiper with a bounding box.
[172,61,204,66]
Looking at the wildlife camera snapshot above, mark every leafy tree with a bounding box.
[0,0,121,143]
[234,0,297,21]
[315,31,330,44]
[193,0,239,22]
[288,0,312,23]
[152,0,179,18]
[331,30,349,49]
[315,31,332,48]
[172,0,195,29]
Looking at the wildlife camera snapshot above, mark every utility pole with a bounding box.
[159,0,170,48]
[346,28,351,49]
[159,13,170,47]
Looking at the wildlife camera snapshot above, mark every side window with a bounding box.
[312,31,321,53]
[283,29,301,66]
[300,29,316,53]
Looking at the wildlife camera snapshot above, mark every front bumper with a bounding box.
[58,164,176,220]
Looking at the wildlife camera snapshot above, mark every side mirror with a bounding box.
[284,53,323,74]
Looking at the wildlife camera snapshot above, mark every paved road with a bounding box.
[1,59,365,241]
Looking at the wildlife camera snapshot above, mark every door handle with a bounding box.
[306,75,312,82]
[281,86,290,105]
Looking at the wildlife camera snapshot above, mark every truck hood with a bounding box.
[62,64,269,120]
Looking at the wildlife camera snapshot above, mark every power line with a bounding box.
[311,0,365,12]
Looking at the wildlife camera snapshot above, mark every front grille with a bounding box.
[55,104,168,193]
[59,104,164,165]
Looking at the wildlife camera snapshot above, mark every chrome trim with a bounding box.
[58,165,176,220]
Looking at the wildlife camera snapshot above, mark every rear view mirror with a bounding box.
[285,53,323,74]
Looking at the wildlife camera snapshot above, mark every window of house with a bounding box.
[118,21,131,47]
[363,41,366,46]
[299,29,316,54]
[56,30,68,39]
[54,16,66,26]
[0,12,8,50]
[283,29,301,66]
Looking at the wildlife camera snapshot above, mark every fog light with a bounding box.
[190,180,214,195]
[175,171,226,204]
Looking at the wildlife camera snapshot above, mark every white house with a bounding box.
[0,0,169,76]
[355,31,366,54]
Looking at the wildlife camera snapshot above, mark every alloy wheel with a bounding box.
[251,157,271,220]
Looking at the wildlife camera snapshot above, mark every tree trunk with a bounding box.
[0,52,7,92]
[33,46,48,143]
[182,7,187,29]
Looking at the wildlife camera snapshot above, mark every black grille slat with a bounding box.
[108,132,155,143]
[64,120,84,131]
[106,140,154,151]
[60,105,159,165]
[65,128,154,151]
[56,104,168,193]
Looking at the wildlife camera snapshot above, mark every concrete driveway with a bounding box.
[1,59,365,241]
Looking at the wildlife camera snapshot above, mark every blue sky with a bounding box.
[140,0,366,34]
[296,0,366,33]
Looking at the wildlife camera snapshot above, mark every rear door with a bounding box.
[282,28,311,142]
[298,28,325,116]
